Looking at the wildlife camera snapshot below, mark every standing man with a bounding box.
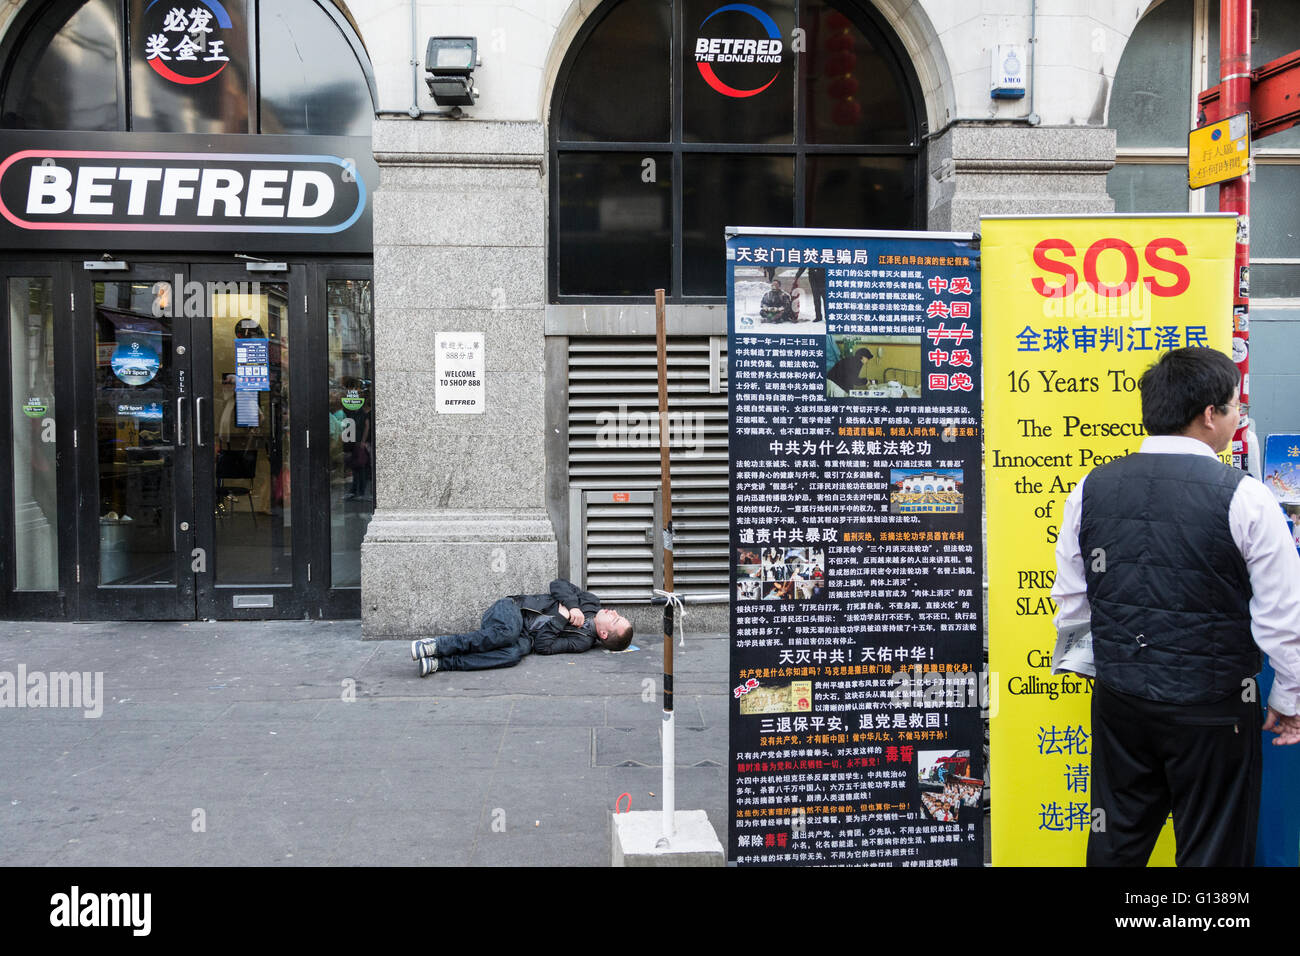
[410,579,633,676]
[1052,347,1300,866]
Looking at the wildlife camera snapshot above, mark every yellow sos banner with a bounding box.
[982,215,1235,866]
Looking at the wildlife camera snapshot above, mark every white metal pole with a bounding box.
[662,708,676,840]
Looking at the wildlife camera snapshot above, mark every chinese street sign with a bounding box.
[1189,112,1251,189]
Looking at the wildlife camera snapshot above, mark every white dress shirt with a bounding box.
[1052,435,1300,715]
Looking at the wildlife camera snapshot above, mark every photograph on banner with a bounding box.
[982,215,1236,866]
[917,750,984,823]
[890,468,964,513]
[728,228,984,866]
[734,265,827,334]
[825,334,923,398]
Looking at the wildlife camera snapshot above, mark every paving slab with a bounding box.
[0,619,732,866]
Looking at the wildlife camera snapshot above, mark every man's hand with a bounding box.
[1262,707,1300,746]
[555,603,583,627]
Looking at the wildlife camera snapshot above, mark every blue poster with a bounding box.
[1259,432,1300,867]
[235,337,270,392]
[1263,433,1300,507]
[110,335,160,386]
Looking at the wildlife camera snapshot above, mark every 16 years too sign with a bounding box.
[982,215,1236,866]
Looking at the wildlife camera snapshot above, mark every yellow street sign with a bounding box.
[1189,112,1250,189]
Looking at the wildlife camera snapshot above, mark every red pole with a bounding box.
[1220,0,1251,470]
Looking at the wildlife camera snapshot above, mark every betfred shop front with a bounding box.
[0,1,377,620]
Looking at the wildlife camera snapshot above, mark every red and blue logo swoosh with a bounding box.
[145,0,233,85]
[697,3,782,98]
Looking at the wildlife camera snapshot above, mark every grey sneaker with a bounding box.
[419,656,440,677]
[410,638,438,661]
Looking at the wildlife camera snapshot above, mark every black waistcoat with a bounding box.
[1080,451,1257,704]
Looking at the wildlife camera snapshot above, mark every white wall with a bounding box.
[350,0,1157,132]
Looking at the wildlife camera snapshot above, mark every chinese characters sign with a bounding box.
[727,228,985,866]
[142,1,234,85]
[130,0,249,134]
[435,333,485,414]
[982,215,1234,865]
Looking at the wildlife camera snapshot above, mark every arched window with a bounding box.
[549,0,925,301]
[1,0,376,135]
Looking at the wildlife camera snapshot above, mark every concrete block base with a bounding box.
[360,509,557,638]
[611,810,725,867]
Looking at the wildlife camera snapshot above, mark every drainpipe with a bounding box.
[1026,0,1040,125]
[408,0,421,117]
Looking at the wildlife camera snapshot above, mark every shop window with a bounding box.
[259,0,374,136]
[550,0,923,301]
[1,0,374,134]
[1108,0,1300,298]
[0,0,121,131]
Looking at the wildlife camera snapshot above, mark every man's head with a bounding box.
[1139,347,1240,452]
[770,280,782,292]
[593,607,633,651]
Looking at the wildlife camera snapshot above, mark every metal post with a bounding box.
[654,288,676,842]
[1220,0,1251,470]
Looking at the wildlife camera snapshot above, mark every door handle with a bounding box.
[177,397,186,446]
[195,396,205,448]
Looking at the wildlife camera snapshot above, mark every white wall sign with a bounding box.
[990,44,1026,99]
[436,332,485,413]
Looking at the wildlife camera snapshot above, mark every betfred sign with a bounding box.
[0,131,374,253]
[693,3,785,98]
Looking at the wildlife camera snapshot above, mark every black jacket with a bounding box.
[509,579,602,655]
[1082,452,1257,704]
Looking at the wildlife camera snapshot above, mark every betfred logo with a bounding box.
[143,0,234,85]
[0,149,366,235]
[693,3,784,98]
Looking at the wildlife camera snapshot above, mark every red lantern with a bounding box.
[825,51,857,75]
[828,75,859,99]
[832,99,862,126]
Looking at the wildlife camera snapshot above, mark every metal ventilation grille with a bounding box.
[568,336,728,603]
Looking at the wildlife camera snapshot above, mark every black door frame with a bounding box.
[308,261,373,619]
[73,262,197,620]
[0,259,78,619]
[189,263,315,620]
[0,254,373,621]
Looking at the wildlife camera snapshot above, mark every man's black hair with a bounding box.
[603,620,633,652]
[1138,347,1239,435]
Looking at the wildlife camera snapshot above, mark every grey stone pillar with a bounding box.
[927,125,1116,232]
[362,119,557,638]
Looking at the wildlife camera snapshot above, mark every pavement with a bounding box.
[0,620,728,867]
